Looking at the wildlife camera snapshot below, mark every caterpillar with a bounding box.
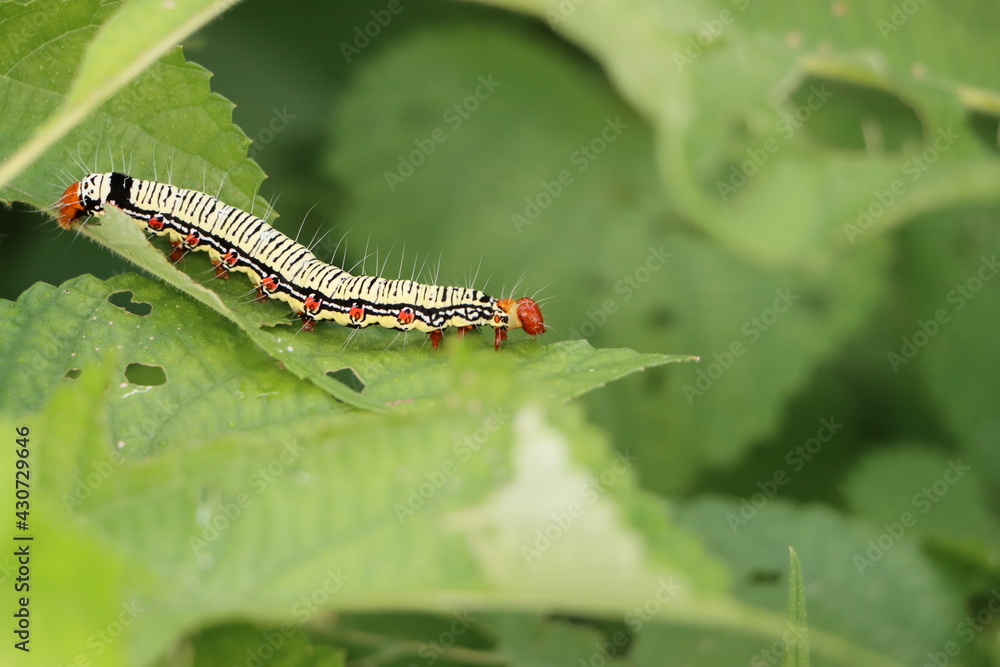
[56,172,545,350]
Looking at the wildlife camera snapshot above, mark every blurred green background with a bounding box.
[2,0,1000,664]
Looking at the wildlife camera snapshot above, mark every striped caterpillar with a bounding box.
[56,172,545,350]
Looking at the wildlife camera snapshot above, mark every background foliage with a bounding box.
[1,0,999,665]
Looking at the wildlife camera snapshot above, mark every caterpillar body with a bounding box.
[57,172,545,350]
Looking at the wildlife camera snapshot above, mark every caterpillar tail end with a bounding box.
[57,182,86,230]
[497,297,546,350]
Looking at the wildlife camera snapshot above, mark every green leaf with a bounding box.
[12,360,742,666]
[0,272,352,453]
[78,206,384,412]
[185,623,346,667]
[586,235,887,491]
[637,498,964,666]
[782,547,810,667]
[841,442,1000,567]
[306,611,497,666]
[0,363,155,667]
[486,613,611,666]
[1,0,271,243]
[0,0,242,188]
[894,211,1000,490]
[469,0,1000,268]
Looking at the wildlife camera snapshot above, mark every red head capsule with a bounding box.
[498,298,546,337]
[515,297,545,336]
[57,182,86,230]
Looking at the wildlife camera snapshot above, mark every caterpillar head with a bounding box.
[498,298,546,336]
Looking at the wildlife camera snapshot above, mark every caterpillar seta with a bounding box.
[57,172,545,350]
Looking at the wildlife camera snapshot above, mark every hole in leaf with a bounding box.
[124,362,166,386]
[783,77,923,152]
[64,368,82,380]
[108,291,152,316]
[259,320,294,331]
[710,78,924,201]
[748,570,782,585]
[967,110,1000,156]
[326,368,365,393]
